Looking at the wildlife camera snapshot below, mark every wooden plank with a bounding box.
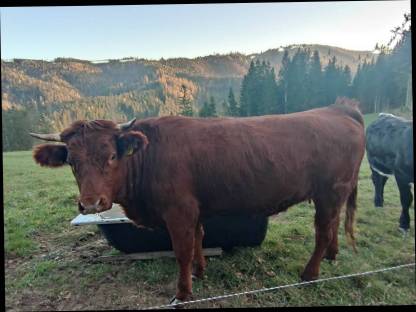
[97,248,223,262]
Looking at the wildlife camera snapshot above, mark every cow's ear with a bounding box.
[117,131,148,157]
[33,144,68,167]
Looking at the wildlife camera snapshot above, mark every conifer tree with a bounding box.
[264,63,279,114]
[306,50,324,108]
[199,96,217,117]
[221,99,229,116]
[240,59,279,116]
[199,100,211,117]
[178,84,193,116]
[2,108,34,151]
[228,87,239,116]
[323,56,339,105]
[209,96,218,117]
[239,61,255,116]
[278,49,290,113]
[286,48,309,112]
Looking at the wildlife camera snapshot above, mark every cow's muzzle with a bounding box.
[78,198,110,215]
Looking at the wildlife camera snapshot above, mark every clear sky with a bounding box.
[0,1,411,61]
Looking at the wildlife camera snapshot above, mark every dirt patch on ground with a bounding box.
[6,281,171,311]
[5,228,178,311]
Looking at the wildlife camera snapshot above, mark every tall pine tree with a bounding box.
[277,49,290,113]
[240,59,279,116]
[178,84,193,116]
[228,87,239,116]
[305,50,324,109]
[199,96,217,117]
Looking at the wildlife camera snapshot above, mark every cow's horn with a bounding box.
[29,132,62,142]
[117,118,136,130]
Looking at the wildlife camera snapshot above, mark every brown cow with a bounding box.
[30,99,365,304]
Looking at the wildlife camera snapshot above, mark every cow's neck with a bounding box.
[113,150,150,225]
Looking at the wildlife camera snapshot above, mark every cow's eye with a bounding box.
[110,153,116,161]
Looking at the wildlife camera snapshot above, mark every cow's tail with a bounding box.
[345,185,358,253]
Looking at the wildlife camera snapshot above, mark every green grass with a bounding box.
[3,151,81,257]
[363,113,378,127]
[4,114,415,309]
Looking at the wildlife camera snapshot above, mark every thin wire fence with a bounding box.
[145,262,415,309]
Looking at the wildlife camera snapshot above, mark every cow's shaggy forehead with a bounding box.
[61,119,119,141]
[61,120,120,158]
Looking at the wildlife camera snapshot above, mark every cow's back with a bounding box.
[134,105,365,217]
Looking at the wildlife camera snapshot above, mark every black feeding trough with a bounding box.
[71,205,268,253]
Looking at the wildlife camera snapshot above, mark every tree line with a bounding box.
[216,50,352,117]
[352,18,411,113]
[192,13,410,118]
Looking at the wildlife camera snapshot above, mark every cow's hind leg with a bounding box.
[324,185,358,261]
[192,222,206,280]
[323,214,340,261]
[395,174,413,232]
[302,189,348,281]
[371,168,388,208]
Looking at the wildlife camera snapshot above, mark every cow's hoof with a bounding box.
[191,272,204,281]
[323,252,337,262]
[399,227,409,237]
[169,296,185,309]
[324,257,337,265]
[300,272,318,282]
[192,264,206,280]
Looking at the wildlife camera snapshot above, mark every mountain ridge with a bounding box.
[2,44,376,118]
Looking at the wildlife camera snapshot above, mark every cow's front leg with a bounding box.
[371,168,388,208]
[302,217,333,280]
[163,204,199,304]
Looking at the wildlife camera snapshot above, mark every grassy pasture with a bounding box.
[4,113,415,310]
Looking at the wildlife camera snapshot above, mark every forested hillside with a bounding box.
[2,44,373,112]
[2,33,410,151]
